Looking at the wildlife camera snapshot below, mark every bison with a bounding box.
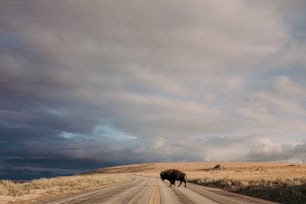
[160,169,186,187]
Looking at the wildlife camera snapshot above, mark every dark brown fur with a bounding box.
[160,169,186,187]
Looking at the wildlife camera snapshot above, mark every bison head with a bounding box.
[160,171,165,181]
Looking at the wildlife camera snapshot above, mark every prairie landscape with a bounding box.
[2,0,306,203]
[1,162,306,204]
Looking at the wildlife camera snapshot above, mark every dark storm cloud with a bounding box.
[0,122,139,179]
[0,0,306,179]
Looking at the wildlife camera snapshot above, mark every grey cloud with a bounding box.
[246,140,306,162]
[0,0,306,179]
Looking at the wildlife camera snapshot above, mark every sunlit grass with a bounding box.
[0,173,129,203]
[184,163,306,204]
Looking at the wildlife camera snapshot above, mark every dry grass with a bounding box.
[0,173,129,204]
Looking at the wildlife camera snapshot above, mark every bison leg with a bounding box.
[169,180,175,187]
[178,179,186,187]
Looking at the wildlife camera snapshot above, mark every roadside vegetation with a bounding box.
[187,164,306,204]
[189,176,306,204]
[0,173,129,204]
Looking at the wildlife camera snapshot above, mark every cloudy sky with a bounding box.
[1,0,306,179]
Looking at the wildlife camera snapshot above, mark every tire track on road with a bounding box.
[147,179,160,204]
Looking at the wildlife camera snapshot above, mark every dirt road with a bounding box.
[39,176,279,204]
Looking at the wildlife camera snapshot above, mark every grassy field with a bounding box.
[1,162,306,204]
[0,173,129,204]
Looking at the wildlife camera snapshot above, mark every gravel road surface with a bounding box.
[39,176,279,204]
